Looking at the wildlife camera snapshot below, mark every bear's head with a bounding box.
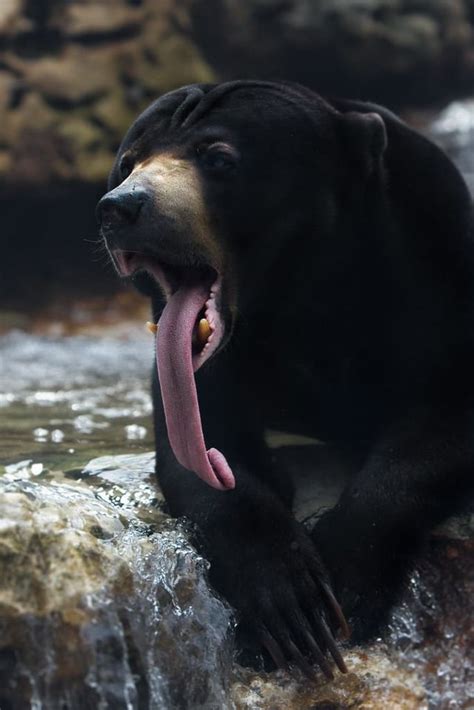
[97,81,386,371]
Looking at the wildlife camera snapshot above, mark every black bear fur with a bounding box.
[98,81,474,676]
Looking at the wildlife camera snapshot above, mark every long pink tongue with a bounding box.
[156,285,235,491]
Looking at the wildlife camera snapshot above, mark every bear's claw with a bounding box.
[218,519,349,679]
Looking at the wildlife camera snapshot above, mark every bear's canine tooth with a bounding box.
[146,321,158,335]
[198,318,211,345]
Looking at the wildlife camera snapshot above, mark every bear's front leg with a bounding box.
[152,361,348,678]
[312,408,474,640]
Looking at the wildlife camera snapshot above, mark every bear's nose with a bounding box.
[97,187,149,226]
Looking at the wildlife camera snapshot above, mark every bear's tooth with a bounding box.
[198,318,211,345]
[146,321,158,335]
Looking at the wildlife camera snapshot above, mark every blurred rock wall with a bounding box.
[0,0,214,186]
[1,0,474,187]
[2,0,474,310]
[192,0,474,108]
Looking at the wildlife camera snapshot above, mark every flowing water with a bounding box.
[0,328,154,470]
[1,103,474,708]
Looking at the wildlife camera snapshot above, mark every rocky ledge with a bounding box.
[0,447,472,708]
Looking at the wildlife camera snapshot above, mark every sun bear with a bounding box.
[97,81,474,677]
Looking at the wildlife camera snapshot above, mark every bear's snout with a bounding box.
[96,185,149,230]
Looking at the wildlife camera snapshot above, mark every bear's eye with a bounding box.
[198,142,239,174]
[119,153,134,180]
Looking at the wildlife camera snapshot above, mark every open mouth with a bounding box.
[111,247,235,492]
[112,249,224,368]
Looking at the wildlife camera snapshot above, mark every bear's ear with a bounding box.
[338,111,387,176]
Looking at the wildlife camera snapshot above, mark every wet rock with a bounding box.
[387,529,474,708]
[231,648,427,709]
[0,458,234,709]
[0,445,471,708]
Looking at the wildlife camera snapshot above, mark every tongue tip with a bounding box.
[220,477,236,491]
[207,448,236,491]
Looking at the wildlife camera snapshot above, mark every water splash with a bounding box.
[387,530,474,709]
[429,100,474,195]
